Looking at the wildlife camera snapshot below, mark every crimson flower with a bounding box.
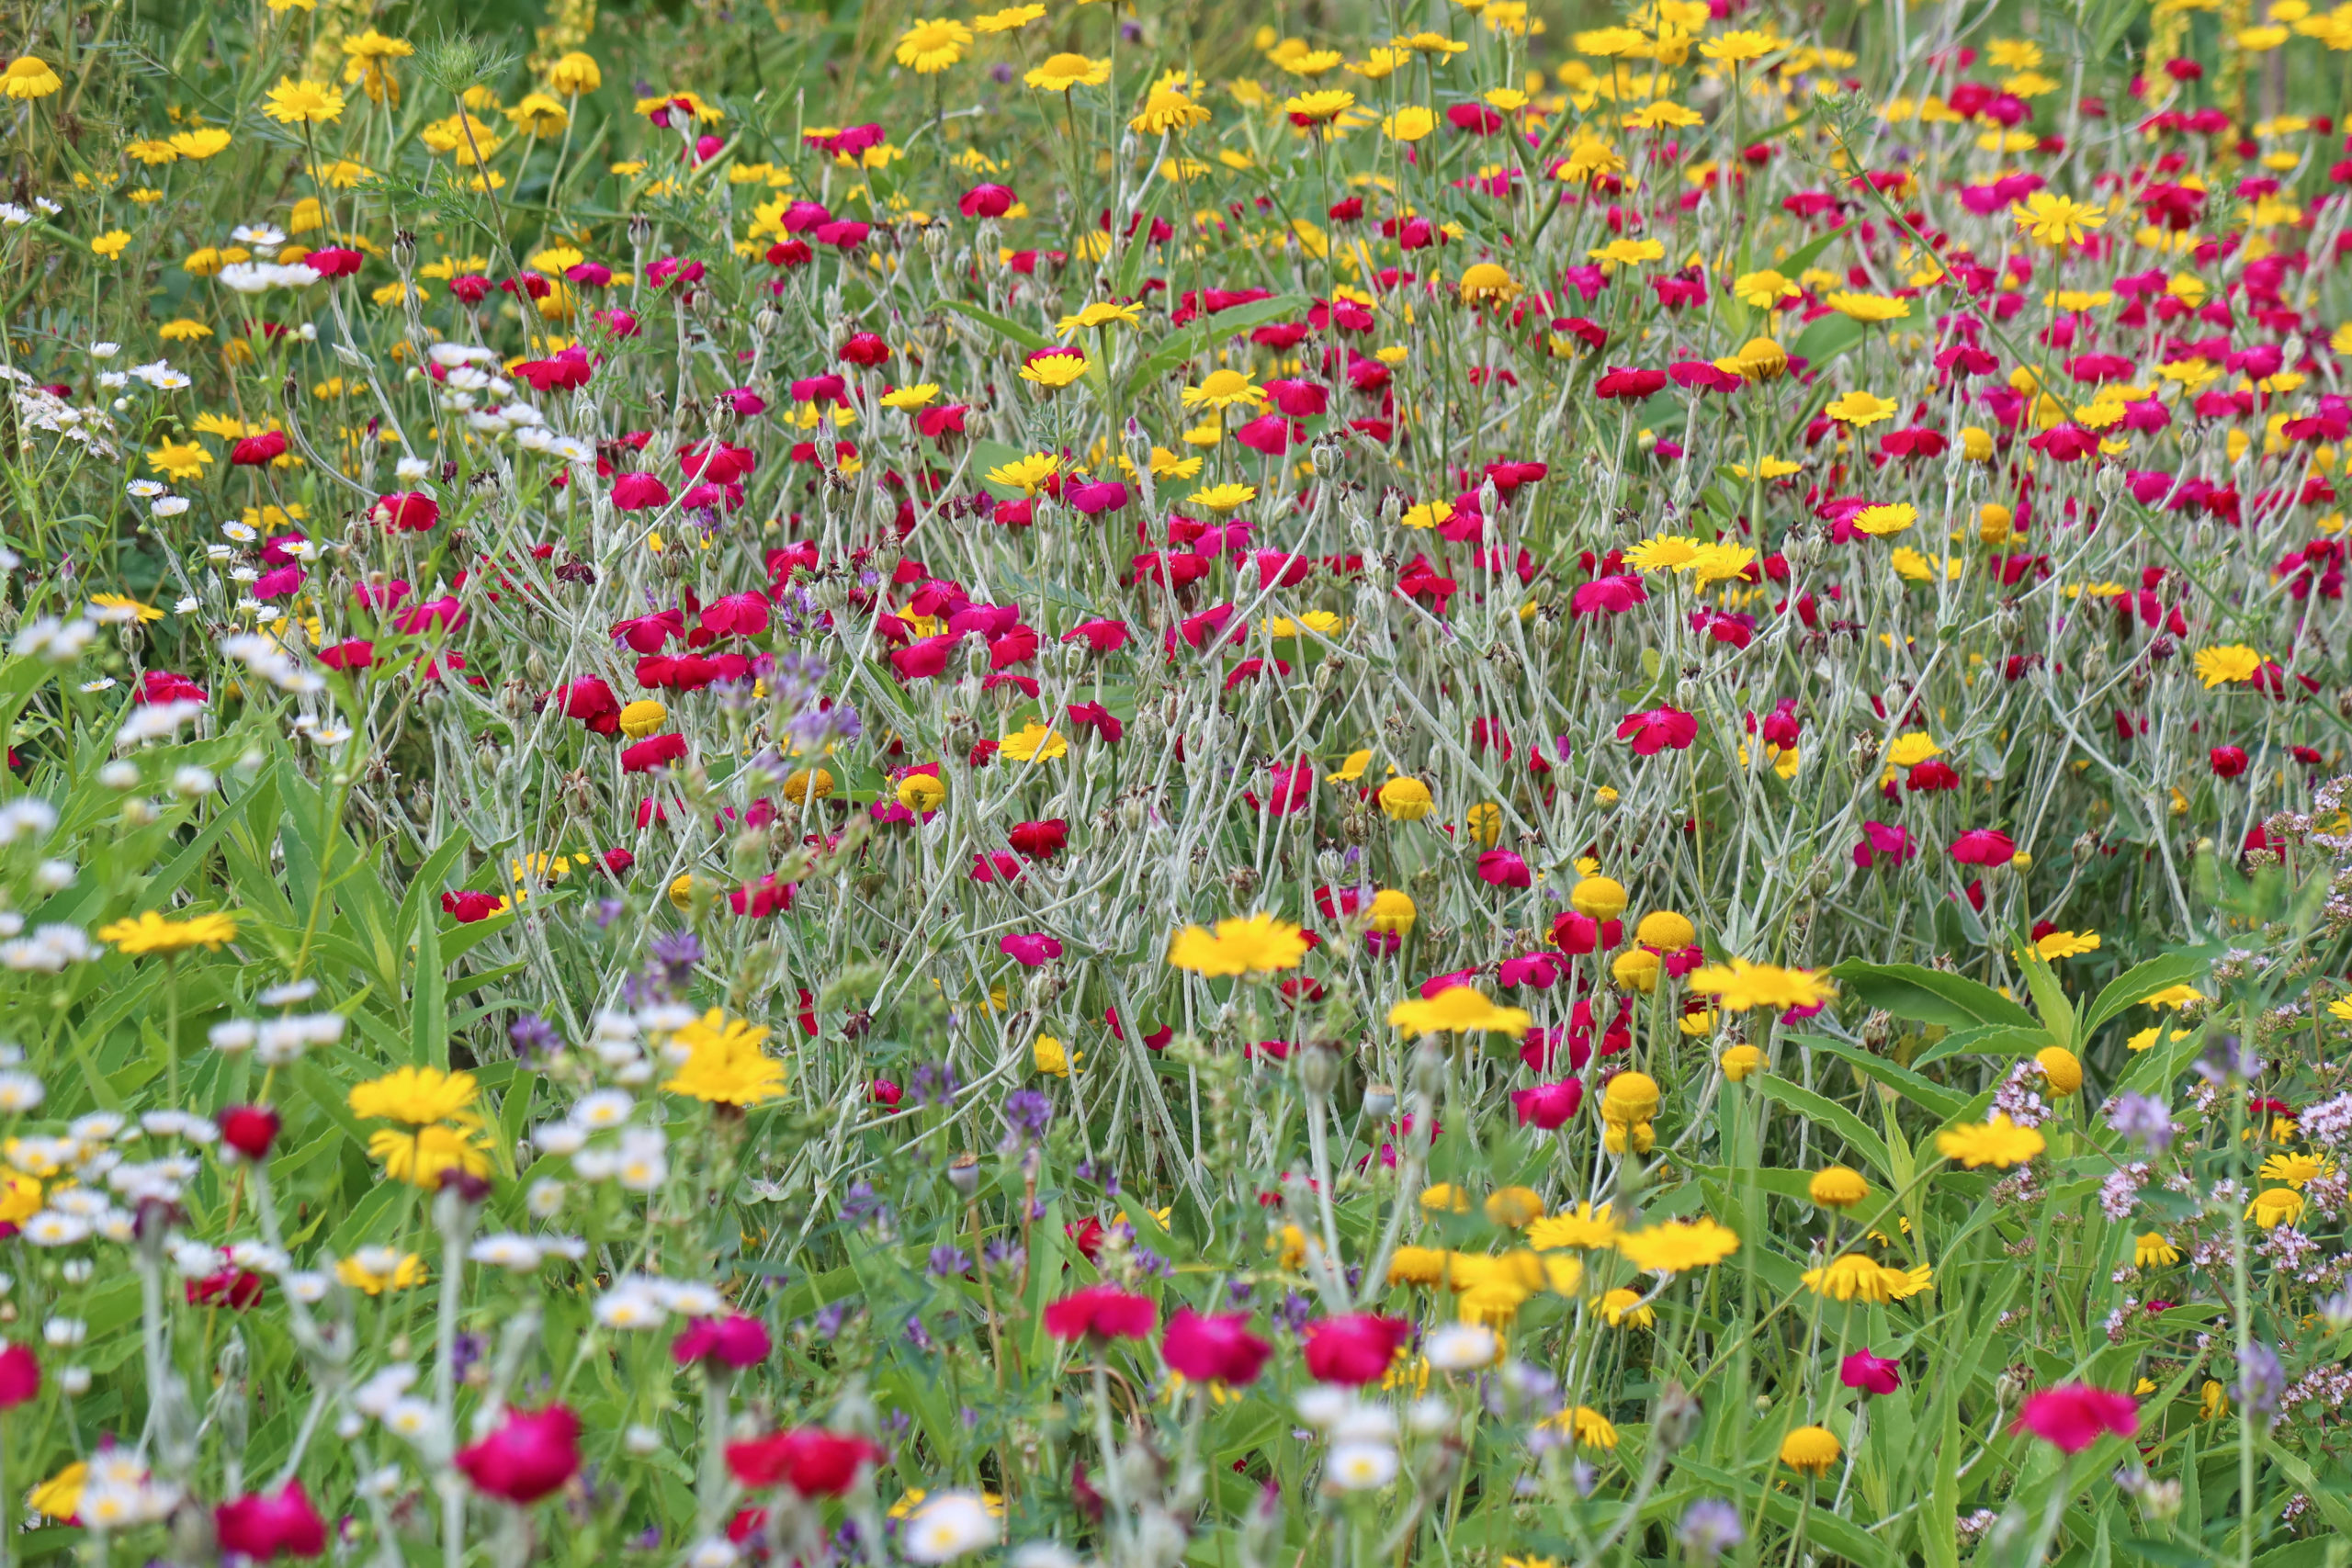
[672,1314,773,1370]
[1303,1314,1411,1384]
[1510,1079,1584,1130]
[1161,1309,1272,1385]
[1043,1284,1158,1341]
[1615,706,1699,755]
[456,1405,582,1503]
[1839,1349,1901,1395]
[0,1342,38,1408]
[1008,818,1069,859]
[724,1429,887,1496]
[219,1105,282,1162]
[214,1481,326,1560]
[2011,1383,2137,1453]
[1949,828,2018,866]
[611,473,671,511]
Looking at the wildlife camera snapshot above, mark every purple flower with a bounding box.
[650,930,702,986]
[908,1061,960,1108]
[2107,1093,2175,1153]
[787,700,862,750]
[926,1244,971,1278]
[509,1013,559,1062]
[2238,1341,2285,1419]
[1000,1089,1055,1149]
[838,1181,888,1229]
[1678,1499,1744,1560]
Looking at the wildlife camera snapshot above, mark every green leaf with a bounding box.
[2082,949,2214,1038]
[1827,961,2041,1031]
[412,892,446,1066]
[2015,948,2076,1052]
[1911,1022,2053,1067]
[1792,1032,1971,1122]
[937,299,1050,353]
[1750,1073,1894,1178]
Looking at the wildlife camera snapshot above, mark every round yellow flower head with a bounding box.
[1459,262,1518,306]
[784,766,835,804]
[1602,1120,1654,1155]
[1635,910,1695,949]
[1780,1425,1841,1476]
[1807,1165,1871,1210]
[2034,1045,2083,1098]
[618,699,667,739]
[1378,776,1435,821]
[897,773,946,813]
[1720,1044,1763,1081]
[1571,875,1628,919]
[1600,1070,1658,1124]
[1387,1246,1449,1285]
[1611,948,1661,994]
[1484,1186,1544,1228]
[1419,1182,1472,1214]
[1366,888,1417,935]
[1600,1286,1654,1327]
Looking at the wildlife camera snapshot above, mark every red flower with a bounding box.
[1510,1079,1584,1130]
[372,491,440,532]
[839,332,891,367]
[231,431,289,467]
[187,1267,266,1310]
[729,875,796,918]
[1615,706,1699,755]
[1949,828,2017,866]
[0,1343,38,1408]
[1302,1314,1411,1385]
[672,1314,773,1370]
[559,676,622,734]
[441,890,505,923]
[1161,1309,1272,1385]
[457,1405,582,1503]
[2011,1383,2137,1453]
[2211,745,2249,778]
[214,1481,327,1560]
[1476,849,1531,888]
[1000,931,1062,966]
[724,1429,887,1496]
[958,183,1016,218]
[1852,820,1915,870]
[1549,910,1623,954]
[1595,367,1668,400]
[1840,1350,1901,1396]
[1008,818,1069,859]
[318,638,376,670]
[1043,1284,1159,1341]
[219,1105,282,1162]
[621,733,689,773]
[611,473,671,511]
[1572,575,1647,615]
[303,247,363,277]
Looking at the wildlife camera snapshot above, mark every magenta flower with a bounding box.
[1839,1350,1902,1395]
[2012,1383,2138,1453]
[1615,706,1699,756]
[1000,931,1064,967]
[1162,1308,1272,1385]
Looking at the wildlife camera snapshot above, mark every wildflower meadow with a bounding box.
[0,0,2349,1563]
